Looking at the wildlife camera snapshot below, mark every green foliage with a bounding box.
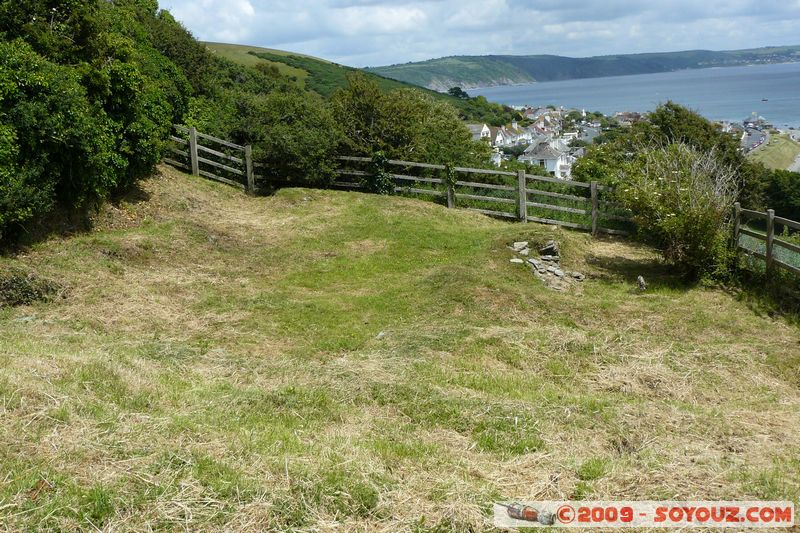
[615,143,739,279]
[229,89,342,185]
[363,152,395,194]
[447,87,469,99]
[765,170,800,221]
[0,0,199,243]
[332,73,491,166]
[0,40,119,239]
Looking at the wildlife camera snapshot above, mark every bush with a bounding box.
[228,89,342,185]
[615,143,740,279]
[332,73,491,166]
[0,40,118,240]
[0,269,62,307]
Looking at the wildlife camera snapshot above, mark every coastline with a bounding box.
[465,61,800,128]
[464,60,800,92]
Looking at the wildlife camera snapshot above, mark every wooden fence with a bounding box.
[166,125,255,193]
[163,124,634,236]
[335,156,634,236]
[734,202,800,277]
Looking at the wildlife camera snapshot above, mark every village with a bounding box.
[468,107,619,178]
[471,106,792,179]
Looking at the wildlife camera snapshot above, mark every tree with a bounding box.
[332,73,491,166]
[764,170,800,222]
[447,87,469,99]
[230,89,343,185]
[0,40,118,240]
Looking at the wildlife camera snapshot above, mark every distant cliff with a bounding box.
[366,46,800,91]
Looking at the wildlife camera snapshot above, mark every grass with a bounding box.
[1,166,800,530]
[203,42,310,82]
[747,133,800,170]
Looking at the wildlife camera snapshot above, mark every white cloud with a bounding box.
[165,0,256,42]
[157,0,800,66]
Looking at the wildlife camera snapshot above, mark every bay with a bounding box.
[468,61,800,128]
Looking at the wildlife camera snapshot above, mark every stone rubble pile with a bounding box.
[509,240,585,291]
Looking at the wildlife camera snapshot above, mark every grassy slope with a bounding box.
[366,56,534,90]
[203,42,310,83]
[204,41,441,98]
[203,42,516,125]
[1,167,800,530]
[748,134,800,170]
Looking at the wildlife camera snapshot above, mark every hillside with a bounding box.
[1,167,799,530]
[204,41,444,97]
[203,41,517,125]
[748,133,800,170]
[368,45,800,91]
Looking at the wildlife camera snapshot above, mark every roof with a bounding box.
[523,142,564,160]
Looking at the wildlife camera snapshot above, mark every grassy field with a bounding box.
[204,41,426,98]
[747,134,800,170]
[203,42,310,83]
[1,167,800,530]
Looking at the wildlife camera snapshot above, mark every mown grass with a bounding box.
[748,133,800,170]
[1,166,799,530]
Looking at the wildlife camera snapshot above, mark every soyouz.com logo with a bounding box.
[493,501,795,528]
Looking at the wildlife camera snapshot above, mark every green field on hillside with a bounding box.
[1,168,799,530]
[204,42,433,97]
[203,42,517,125]
[204,42,309,82]
[748,134,800,170]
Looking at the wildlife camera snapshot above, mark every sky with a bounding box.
[158,0,800,67]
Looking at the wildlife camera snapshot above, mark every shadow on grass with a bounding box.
[584,238,692,292]
[726,267,800,324]
[1,180,152,257]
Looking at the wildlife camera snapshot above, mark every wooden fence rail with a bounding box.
[166,125,254,193]
[162,125,634,236]
[334,156,633,236]
[733,202,800,277]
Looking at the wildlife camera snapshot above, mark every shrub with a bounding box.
[615,143,740,279]
[332,73,491,166]
[0,269,62,307]
[228,89,342,185]
[0,40,118,240]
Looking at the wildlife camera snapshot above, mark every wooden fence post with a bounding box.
[517,170,527,223]
[590,181,599,236]
[446,183,455,209]
[766,208,775,275]
[444,164,455,208]
[732,202,741,248]
[189,127,199,177]
[244,145,255,195]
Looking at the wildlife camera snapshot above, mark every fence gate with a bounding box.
[165,125,254,194]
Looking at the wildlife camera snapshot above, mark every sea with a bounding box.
[467,61,800,128]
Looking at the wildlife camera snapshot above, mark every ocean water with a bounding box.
[468,62,800,128]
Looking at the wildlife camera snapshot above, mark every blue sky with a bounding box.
[158,0,800,67]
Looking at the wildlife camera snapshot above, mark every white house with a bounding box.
[519,141,572,178]
[468,123,491,142]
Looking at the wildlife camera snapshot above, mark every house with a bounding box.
[488,126,507,147]
[614,111,644,127]
[468,123,491,142]
[519,141,573,178]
